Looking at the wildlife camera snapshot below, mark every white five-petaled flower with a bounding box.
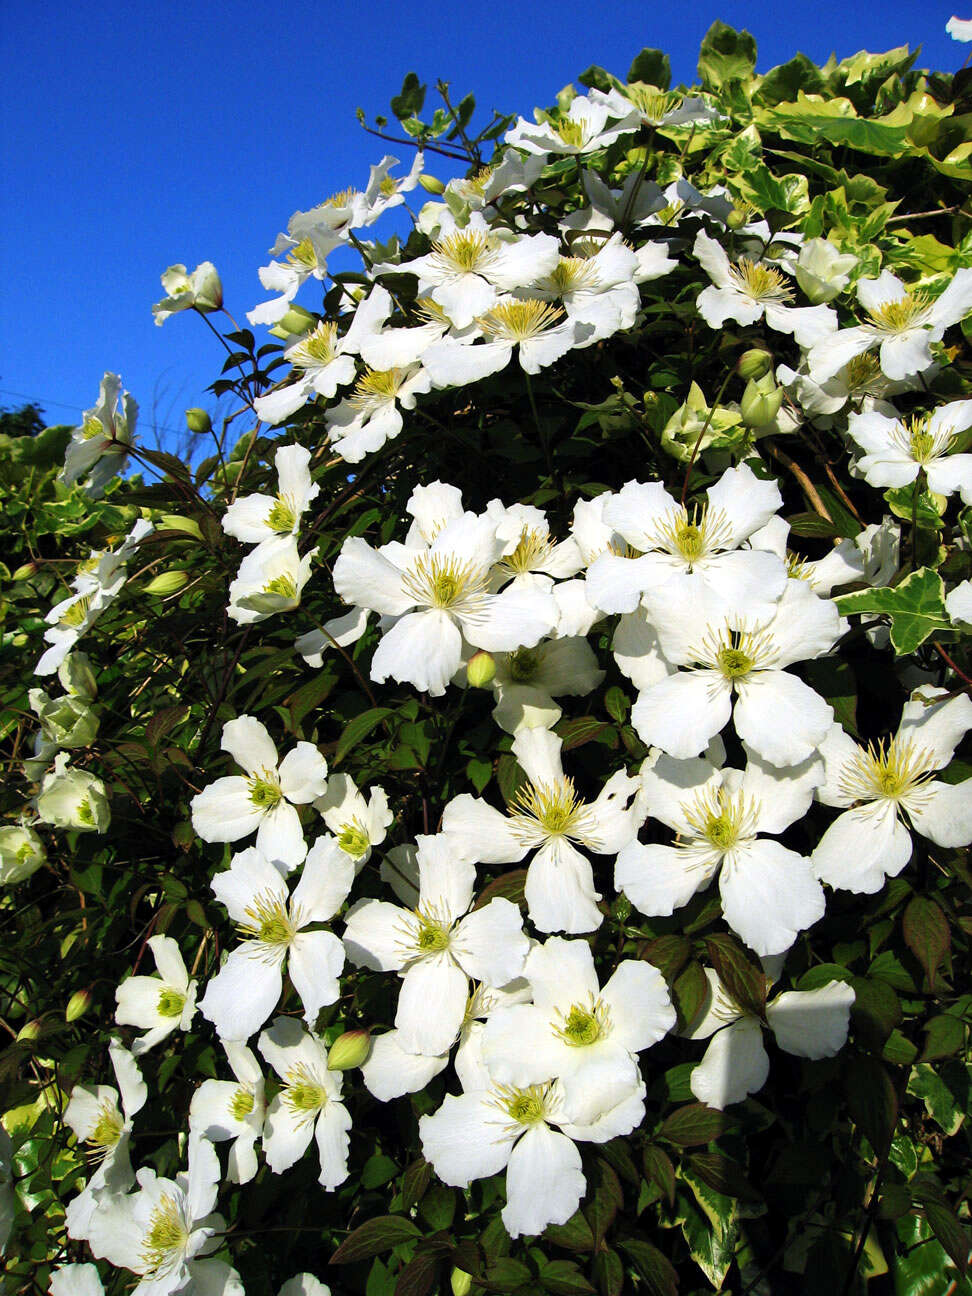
[152,261,222,325]
[586,464,786,619]
[442,727,640,934]
[190,715,328,872]
[630,579,841,767]
[811,689,972,893]
[314,773,393,865]
[693,230,837,349]
[115,934,198,1056]
[189,1041,267,1184]
[482,936,675,1110]
[86,1134,236,1296]
[422,295,590,387]
[323,362,431,463]
[807,267,972,384]
[504,94,640,159]
[257,1016,352,1190]
[64,1040,146,1241]
[617,750,825,957]
[222,445,320,545]
[199,840,350,1041]
[343,833,529,1056]
[844,400,972,503]
[686,968,855,1109]
[61,371,137,499]
[332,512,558,696]
[227,535,314,625]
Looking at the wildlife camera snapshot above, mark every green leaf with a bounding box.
[400,1158,432,1211]
[603,685,628,724]
[473,868,527,911]
[732,163,810,215]
[330,1215,421,1264]
[617,1239,679,1296]
[540,1259,597,1295]
[592,1249,623,1296]
[361,1154,399,1190]
[686,1152,761,1203]
[755,53,826,107]
[672,960,708,1031]
[835,568,950,654]
[704,933,767,1017]
[418,1183,456,1231]
[849,975,901,1048]
[920,1014,966,1062]
[907,1061,969,1135]
[643,1144,677,1206]
[543,1209,595,1253]
[583,1158,622,1249]
[334,707,392,765]
[698,21,757,91]
[391,72,426,121]
[844,1056,898,1154]
[555,715,611,751]
[484,1258,533,1291]
[394,1251,440,1296]
[627,48,671,91]
[659,1103,732,1147]
[801,658,858,737]
[912,1175,971,1276]
[641,935,691,982]
[902,895,950,991]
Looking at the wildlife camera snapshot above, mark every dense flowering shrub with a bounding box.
[2,21,972,1296]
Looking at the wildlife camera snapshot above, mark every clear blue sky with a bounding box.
[0,1,965,447]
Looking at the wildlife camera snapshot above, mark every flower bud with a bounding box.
[466,651,496,688]
[725,207,749,230]
[36,755,110,833]
[12,561,37,581]
[65,988,93,1023]
[16,1019,43,1043]
[794,238,857,305]
[145,570,190,596]
[269,305,318,339]
[418,173,446,194]
[28,689,100,748]
[185,408,212,434]
[740,376,784,429]
[58,652,98,701]
[327,1029,372,1071]
[737,348,773,381]
[451,1270,473,1296]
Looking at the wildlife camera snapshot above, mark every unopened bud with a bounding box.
[270,305,318,339]
[726,207,749,230]
[12,561,38,581]
[185,408,212,434]
[65,988,93,1022]
[466,651,496,688]
[145,570,190,596]
[451,1269,473,1296]
[418,174,446,194]
[737,348,773,381]
[16,1019,43,1043]
[740,377,784,429]
[327,1029,372,1071]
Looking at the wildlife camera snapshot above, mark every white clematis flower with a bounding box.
[200,840,350,1041]
[49,1265,106,1296]
[693,231,837,348]
[343,833,529,1056]
[152,261,222,325]
[423,296,590,387]
[332,512,558,696]
[323,363,431,462]
[586,463,786,618]
[687,969,855,1109]
[86,1134,238,1296]
[630,579,841,766]
[190,715,328,871]
[844,400,972,503]
[227,535,314,625]
[61,372,137,498]
[442,727,640,933]
[257,1016,352,1190]
[115,934,197,1056]
[64,1040,146,1241]
[222,445,320,545]
[807,267,972,384]
[35,753,110,832]
[812,689,972,893]
[482,936,675,1111]
[189,1041,266,1184]
[314,773,393,865]
[505,94,640,158]
[617,750,825,956]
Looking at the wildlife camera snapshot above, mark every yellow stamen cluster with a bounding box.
[81,417,106,441]
[398,904,454,958]
[230,1087,256,1120]
[683,786,761,852]
[477,300,564,342]
[553,994,612,1047]
[651,504,733,565]
[266,494,298,534]
[292,321,339,368]
[238,888,297,947]
[694,623,777,680]
[77,799,95,826]
[86,1100,124,1159]
[430,230,496,275]
[626,83,682,124]
[140,1193,188,1275]
[378,176,398,196]
[262,573,299,601]
[59,596,93,629]
[501,527,555,575]
[287,238,318,268]
[509,778,600,846]
[337,818,371,859]
[156,986,186,1019]
[401,553,488,613]
[349,368,405,413]
[325,186,359,208]
[283,1062,327,1114]
[248,770,283,810]
[554,117,588,148]
[506,645,543,683]
[889,414,954,467]
[843,351,885,393]
[728,258,794,304]
[548,257,599,295]
[865,291,931,334]
[416,297,450,326]
[492,1082,553,1127]
[838,736,937,806]
[653,200,685,227]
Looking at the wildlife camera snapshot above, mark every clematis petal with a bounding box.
[503,1125,585,1238]
[766,981,855,1059]
[690,1017,769,1109]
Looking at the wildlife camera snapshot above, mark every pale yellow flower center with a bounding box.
[283,1062,327,1114]
[728,258,794,304]
[141,1193,188,1275]
[548,257,599,295]
[650,504,733,565]
[230,1087,256,1120]
[59,596,93,629]
[509,778,600,846]
[430,230,497,275]
[86,1100,123,1159]
[888,414,955,467]
[694,623,777,680]
[501,527,555,574]
[492,1082,554,1127]
[553,994,611,1047]
[238,888,297,946]
[325,186,359,208]
[554,117,588,148]
[293,321,338,367]
[156,987,186,1019]
[865,291,931,334]
[838,736,937,806]
[349,368,405,414]
[288,238,318,268]
[401,552,488,613]
[506,645,543,683]
[248,770,283,810]
[337,818,371,859]
[266,494,298,534]
[477,299,564,342]
[626,83,682,124]
[683,786,761,852]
